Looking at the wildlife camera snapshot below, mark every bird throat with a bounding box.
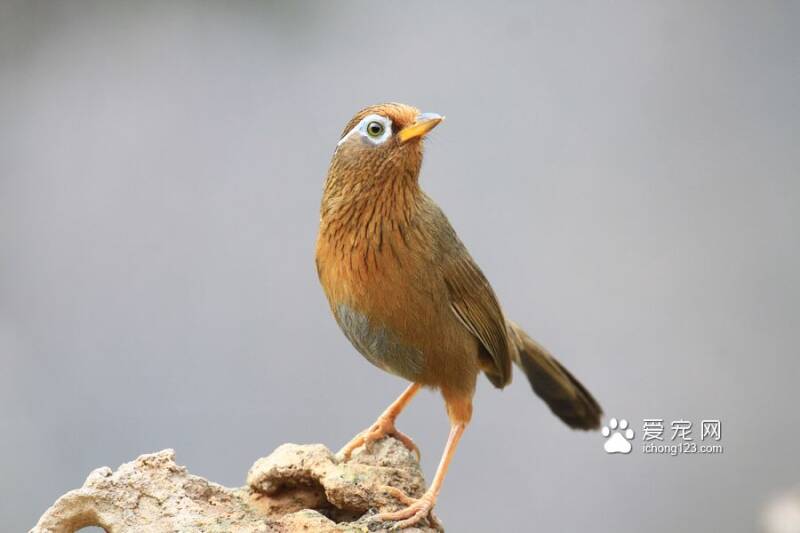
[319,168,423,274]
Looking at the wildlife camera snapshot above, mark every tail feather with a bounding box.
[509,322,602,430]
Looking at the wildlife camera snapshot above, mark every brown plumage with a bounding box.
[315,102,602,528]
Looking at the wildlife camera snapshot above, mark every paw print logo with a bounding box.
[602,418,634,454]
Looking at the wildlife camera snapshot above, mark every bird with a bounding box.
[315,102,602,529]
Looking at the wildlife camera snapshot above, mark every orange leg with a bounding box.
[340,383,421,461]
[375,391,471,530]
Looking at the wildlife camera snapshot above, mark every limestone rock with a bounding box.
[31,438,440,532]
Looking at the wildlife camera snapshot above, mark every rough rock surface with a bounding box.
[31,438,440,533]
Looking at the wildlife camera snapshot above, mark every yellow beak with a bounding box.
[398,112,444,143]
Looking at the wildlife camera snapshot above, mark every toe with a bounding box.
[392,508,430,530]
[391,431,421,460]
[376,494,434,525]
[383,500,433,529]
[339,432,369,460]
[341,419,420,462]
[380,485,418,506]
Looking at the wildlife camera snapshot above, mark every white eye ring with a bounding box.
[337,114,393,147]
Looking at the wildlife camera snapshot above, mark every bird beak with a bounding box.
[398,112,444,143]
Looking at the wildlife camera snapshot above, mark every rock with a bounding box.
[31,438,441,532]
[763,487,800,533]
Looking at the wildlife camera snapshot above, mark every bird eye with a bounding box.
[366,121,385,138]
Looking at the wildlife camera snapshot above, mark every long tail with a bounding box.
[508,321,602,430]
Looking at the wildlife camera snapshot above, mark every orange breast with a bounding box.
[316,223,480,391]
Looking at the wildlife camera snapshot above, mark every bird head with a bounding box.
[327,103,443,187]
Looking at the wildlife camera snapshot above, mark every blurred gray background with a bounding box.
[1,1,798,532]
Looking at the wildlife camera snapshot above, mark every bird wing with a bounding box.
[442,249,513,387]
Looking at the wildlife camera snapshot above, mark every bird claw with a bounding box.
[340,416,420,461]
[374,486,441,530]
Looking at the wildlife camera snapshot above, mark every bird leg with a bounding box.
[376,420,466,530]
[339,383,421,461]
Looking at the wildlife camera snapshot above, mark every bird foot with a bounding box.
[374,486,442,530]
[339,415,419,461]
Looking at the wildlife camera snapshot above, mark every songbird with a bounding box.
[315,103,602,529]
